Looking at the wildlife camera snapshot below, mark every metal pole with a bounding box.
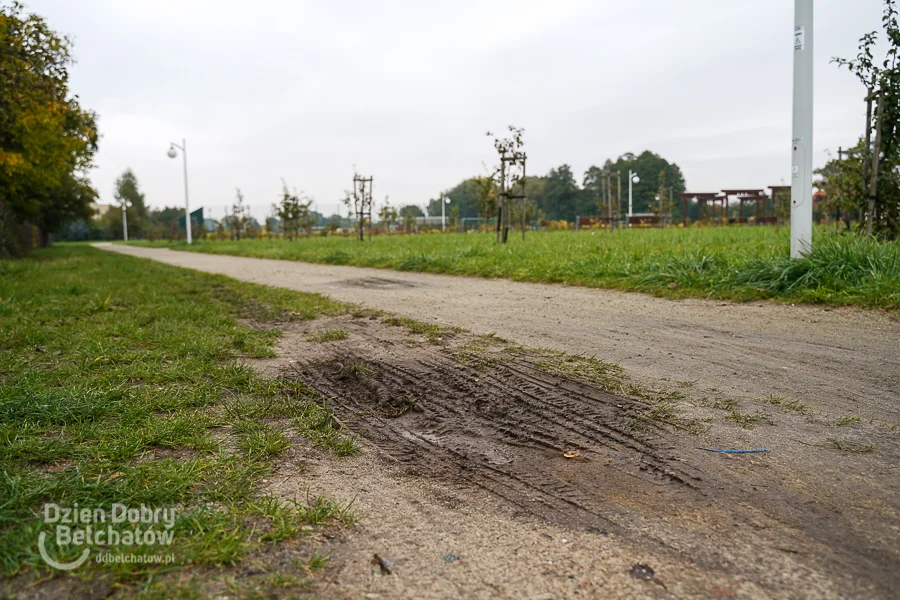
[790,0,813,257]
[628,169,634,219]
[861,82,874,226]
[521,157,527,241]
[658,190,663,227]
[616,171,621,230]
[668,186,673,227]
[122,205,128,241]
[183,138,192,245]
[442,196,446,232]
[606,173,612,232]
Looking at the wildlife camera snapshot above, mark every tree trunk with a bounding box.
[866,83,884,235]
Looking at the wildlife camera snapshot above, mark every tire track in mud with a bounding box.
[258,317,899,597]
[286,325,704,542]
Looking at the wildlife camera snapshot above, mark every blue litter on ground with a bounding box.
[697,447,768,454]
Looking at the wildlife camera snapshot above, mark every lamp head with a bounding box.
[167,146,177,159]
[445,197,451,204]
[632,174,640,184]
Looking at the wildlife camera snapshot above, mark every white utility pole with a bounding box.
[167,138,192,244]
[121,203,128,241]
[790,0,814,257]
[441,196,450,232]
[628,170,640,223]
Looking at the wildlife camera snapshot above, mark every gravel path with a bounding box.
[97,243,900,423]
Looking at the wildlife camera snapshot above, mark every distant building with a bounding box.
[415,216,446,227]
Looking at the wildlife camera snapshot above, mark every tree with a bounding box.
[598,151,686,216]
[815,140,876,229]
[323,216,340,236]
[276,183,312,241]
[378,200,399,234]
[265,213,279,238]
[541,165,579,222]
[487,126,527,242]
[399,205,424,218]
[298,202,314,237]
[449,205,460,231]
[833,0,900,237]
[472,175,497,231]
[399,205,422,233]
[582,166,606,215]
[0,2,98,250]
[112,169,147,239]
[228,188,251,240]
[655,169,676,225]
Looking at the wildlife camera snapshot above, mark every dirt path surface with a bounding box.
[98,244,899,422]
[97,244,900,598]
[253,315,896,599]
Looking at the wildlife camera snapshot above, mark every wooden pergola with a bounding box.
[680,192,727,225]
[721,189,767,224]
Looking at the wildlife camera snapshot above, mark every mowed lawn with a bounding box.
[132,227,900,310]
[0,245,358,598]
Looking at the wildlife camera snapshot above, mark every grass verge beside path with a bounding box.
[0,245,357,598]
[131,227,900,310]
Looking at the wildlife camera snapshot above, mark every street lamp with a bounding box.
[628,170,640,222]
[441,196,451,232]
[120,200,132,241]
[167,139,192,244]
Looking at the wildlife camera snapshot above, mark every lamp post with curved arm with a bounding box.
[167,139,191,244]
[441,196,451,232]
[627,170,640,223]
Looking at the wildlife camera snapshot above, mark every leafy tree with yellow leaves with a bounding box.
[0,1,98,253]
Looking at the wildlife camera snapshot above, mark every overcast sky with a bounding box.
[30,0,885,219]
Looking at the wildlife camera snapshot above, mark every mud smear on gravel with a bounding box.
[336,276,421,289]
[250,314,898,598]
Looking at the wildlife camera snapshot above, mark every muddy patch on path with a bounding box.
[333,276,421,289]
[249,314,898,599]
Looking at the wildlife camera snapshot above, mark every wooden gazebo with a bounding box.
[721,189,767,224]
[679,192,727,225]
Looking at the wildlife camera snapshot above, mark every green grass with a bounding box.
[306,328,348,342]
[826,438,875,453]
[726,408,774,429]
[763,394,807,413]
[531,349,624,390]
[130,227,900,309]
[0,245,357,592]
[382,315,462,342]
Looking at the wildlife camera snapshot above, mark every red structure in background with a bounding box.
[575,216,610,229]
[679,192,727,225]
[721,189,768,224]
[679,188,793,226]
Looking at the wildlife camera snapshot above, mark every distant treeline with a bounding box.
[425,150,687,223]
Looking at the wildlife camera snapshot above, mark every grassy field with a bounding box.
[132,227,900,310]
[0,245,359,598]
